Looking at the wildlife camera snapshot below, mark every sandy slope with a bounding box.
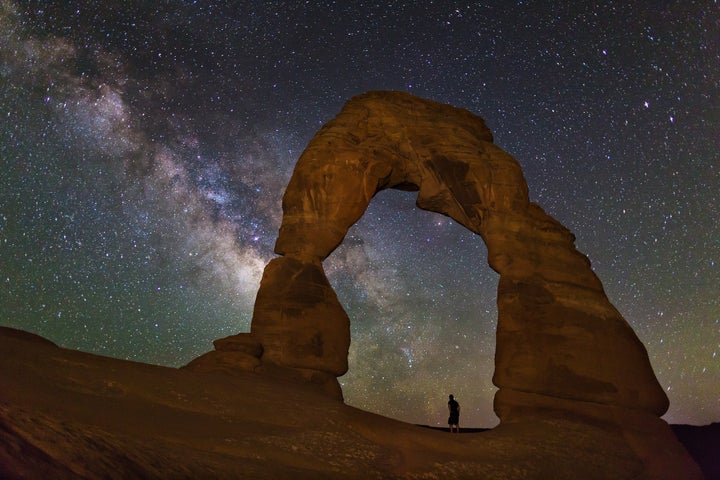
[0,328,699,479]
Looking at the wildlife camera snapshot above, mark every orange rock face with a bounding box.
[192,92,669,413]
[242,91,668,416]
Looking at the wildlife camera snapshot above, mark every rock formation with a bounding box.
[186,91,699,476]
[190,90,667,414]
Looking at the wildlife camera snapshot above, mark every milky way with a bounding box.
[1,1,718,427]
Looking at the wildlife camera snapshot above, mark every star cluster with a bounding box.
[1,1,718,427]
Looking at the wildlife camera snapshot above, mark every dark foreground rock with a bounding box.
[0,328,703,479]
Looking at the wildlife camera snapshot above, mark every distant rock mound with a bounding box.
[672,423,720,479]
[0,327,58,347]
[187,91,701,478]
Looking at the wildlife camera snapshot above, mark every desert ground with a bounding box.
[0,327,711,479]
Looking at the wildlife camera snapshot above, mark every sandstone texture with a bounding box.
[1,328,705,479]
[186,91,700,477]
[196,91,665,413]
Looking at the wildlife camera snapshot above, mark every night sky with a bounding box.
[1,1,718,428]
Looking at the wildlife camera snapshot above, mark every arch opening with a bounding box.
[326,189,499,427]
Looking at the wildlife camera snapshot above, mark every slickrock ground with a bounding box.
[0,328,702,479]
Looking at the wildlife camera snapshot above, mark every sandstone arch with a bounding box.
[189,91,668,418]
[183,91,703,478]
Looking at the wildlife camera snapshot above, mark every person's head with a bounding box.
[449,394,454,400]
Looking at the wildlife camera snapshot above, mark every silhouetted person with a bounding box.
[448,394,460,433]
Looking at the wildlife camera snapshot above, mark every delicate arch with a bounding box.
[189,91,668,421]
